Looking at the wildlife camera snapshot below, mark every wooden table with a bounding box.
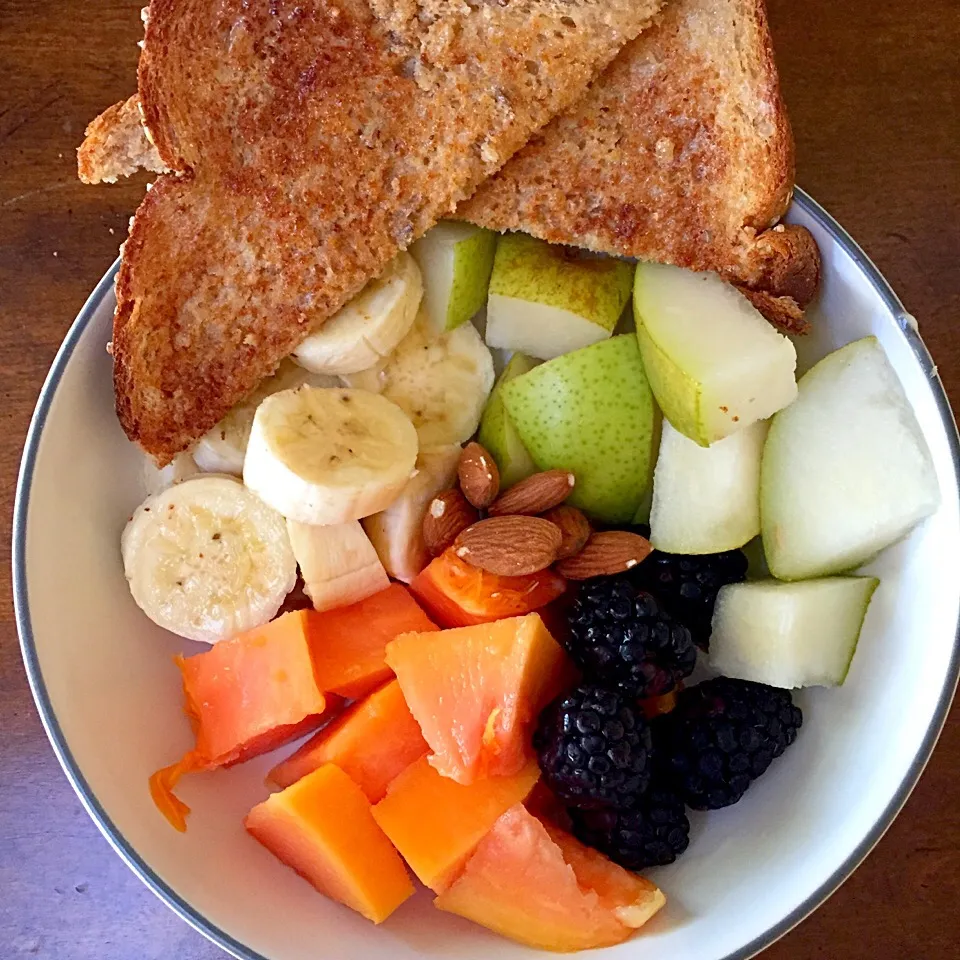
[1,0,958,956]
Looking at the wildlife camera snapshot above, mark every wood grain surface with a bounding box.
[1,1,958,957]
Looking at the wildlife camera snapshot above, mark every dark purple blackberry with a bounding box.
[658,677,802,810]
[566,576,697,698]
[534,685,653,811]
[635,549,748,649]
[569,787,690,869]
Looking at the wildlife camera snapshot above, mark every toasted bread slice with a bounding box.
[113,0,660,463]
[459,0,820,307]
[77,95,166,185]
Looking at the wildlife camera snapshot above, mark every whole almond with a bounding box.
[488,469,575,516]
[423,489,479,557]
[542,505,591,560]
[458,442,500,509]
[454,516,562,576]
[554,531,652,580]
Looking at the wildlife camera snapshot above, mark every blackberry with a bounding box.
[635,549,748,649]
[569,787,690,870]
[658,677,802,810]
[566,576,697,698]
[534,685,653,811]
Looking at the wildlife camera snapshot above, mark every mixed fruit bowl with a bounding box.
[120,222,940,952]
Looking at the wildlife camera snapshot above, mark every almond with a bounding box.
[458,442,500,509]
[542,505,591,560]
[487,469,575,516]
[454,516,562,576]
[554,531,652,580]
[422,489,479,557]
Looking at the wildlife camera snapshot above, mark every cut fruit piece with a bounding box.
[409,548,567,628]
[362,444,462,583]
[378,315,495,446]
[650,419,769,554]
[434,804,665,951]
[501,335,658,523]
[409,222,497,334]
[709,576,880,688]
[372,756,539,892]
[761,336,940,580]
[268,680,428,801]
[246,764,414,924]
[486,234,634,360]
[149,610,337,831]
[386,613,570,783]
[309,583,438,700]
[634,263,797,446]
[477,353,539,489]
[291,252,422,376]
[286,519,389,613]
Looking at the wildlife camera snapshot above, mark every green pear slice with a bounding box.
[501,335,656,523]
[761,336,940,580]
[409,222,497,335]
[486,234,634,360]
[650,418,768,554]
[478,353,539,488]
[709,576,879,687]
[633,263,797,445]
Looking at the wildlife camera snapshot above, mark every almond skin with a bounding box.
[423,489,479,557]
[554,531,652,580]
[487,469,575,516]
[542,505,591,560]
[458,442,500,509]
[454,516,562,576]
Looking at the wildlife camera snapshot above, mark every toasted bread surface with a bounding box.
[458,0,810,288]
[77,95,166,184]
[116,0,661,462]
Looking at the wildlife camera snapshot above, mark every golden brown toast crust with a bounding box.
[116,0,661,463]
[457,0,812,289]
[77,95,166,185]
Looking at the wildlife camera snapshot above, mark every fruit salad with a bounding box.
[123,223,940,952]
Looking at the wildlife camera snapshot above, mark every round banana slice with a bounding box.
[292,252,423,376]
[243,386,419,525]
[121,475,297,644]
[193,359,338,475]
[379,315,495,446]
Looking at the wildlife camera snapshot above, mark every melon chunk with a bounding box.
[434,804,665,951]
[246,764,414,924]
[268,680,428,801]
[372,755,539,892]
[386,613,570,783]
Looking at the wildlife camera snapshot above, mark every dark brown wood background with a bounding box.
[1,0,958,957]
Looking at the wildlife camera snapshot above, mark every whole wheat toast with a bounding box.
[459,0,819,318]
[111,0,661,463]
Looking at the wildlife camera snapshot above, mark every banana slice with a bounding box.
[194,360,338,475]
[121,475,297,643]
[362,444,462,582]
[141,450,199,496]
[243,386,419,525]
[287,519,390,612]
[292,252,423,375]
[378,314,495,446]
[339,356,388,394]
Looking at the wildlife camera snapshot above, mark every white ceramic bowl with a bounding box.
[14,190,960,960]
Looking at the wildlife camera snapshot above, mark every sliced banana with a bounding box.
[378,313,495,446]
[243,386,419,525]
[287,519,389,612]
[141,450,199,496]
[362,444,462,583]
[339,355,388,394]
[193,359,338,475]
[292,252,423,376]
[121,475,297,644]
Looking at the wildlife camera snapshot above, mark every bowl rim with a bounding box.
[12,187,960,960]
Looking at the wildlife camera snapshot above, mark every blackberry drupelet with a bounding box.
[635,548,748,649]
[534,685,653,811]
[566,576,697,698]
[659,677,802,810]
[569,787,690,870]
